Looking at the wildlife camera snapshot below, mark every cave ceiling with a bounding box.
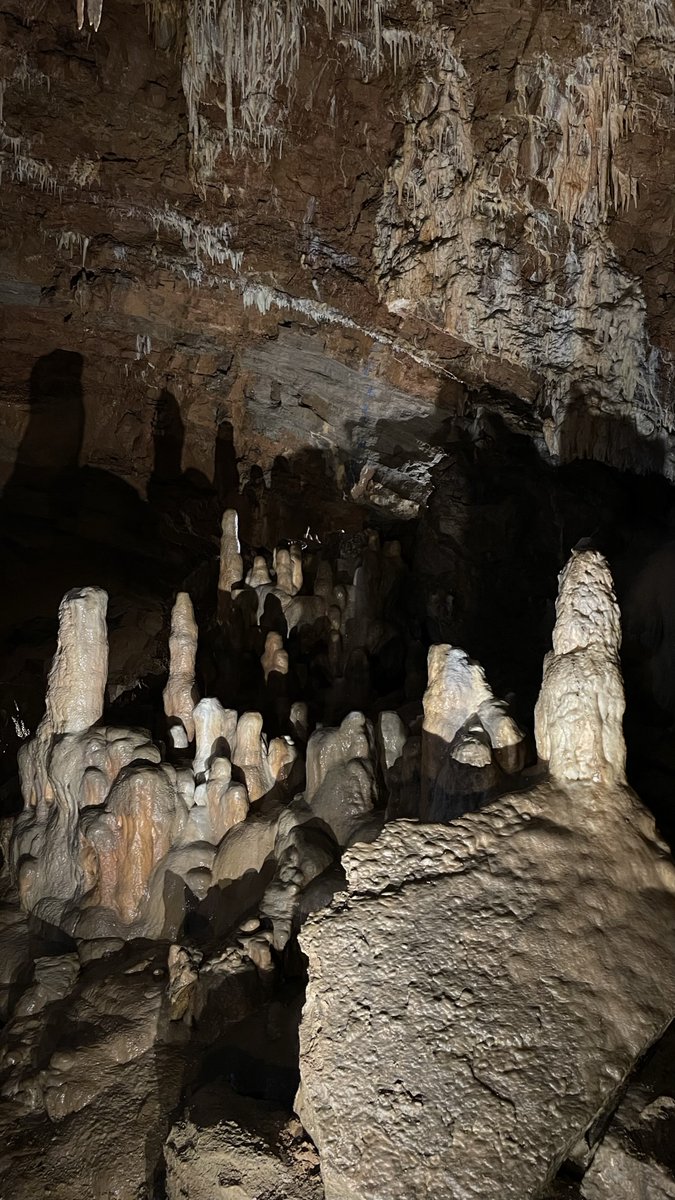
[1,0,674,509]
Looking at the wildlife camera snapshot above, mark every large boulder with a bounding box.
[296,786,675,1200]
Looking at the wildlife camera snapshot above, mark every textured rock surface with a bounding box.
[297,792,675,1200]
[578,1022,675,1200]
[165,1085,324,1200]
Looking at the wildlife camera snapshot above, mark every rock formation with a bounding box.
[163,592,199,749]
[535,547,627,786]
[2,0,675,1193]
[421,644,525,819]
[2,506,675,1200]
[296,548,675,1200]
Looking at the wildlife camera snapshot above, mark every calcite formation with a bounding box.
[535,548,627,786]
[421,644,525,819]
[163,591,199,749]
[297,548,675,1200]
[297,789,675,1200]
[2,511,675,1200]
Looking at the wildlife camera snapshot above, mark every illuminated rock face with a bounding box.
[296,547,675,1199]
[421,645,525,820]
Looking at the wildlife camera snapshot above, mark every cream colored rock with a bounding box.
[44,587,109,736]
[211,814,278,885]
[192,698,237,779]
[81,761,179,925]
[376,711,407,773]
[422,644,493,748]
[231,712,272,802]
[273,546,294,594]
[305,712,372,804]
[261,631,288,680]
[246,555,271,587]
[218,509,244,595]
[305,713,377,845]
[167,944,203,1022]
[421,645,525,816]
[163,593,198,748]
[193,758,249,845]
[260,802,338,950]
[297,784,675,1200]
[476,698,526,775]
[535,549,626,785]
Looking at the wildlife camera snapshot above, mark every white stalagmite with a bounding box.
[44,587,109,735]
[163,593,199,748]
[192,698,238,779]
[421,645,493,812]
[219,509,244,596]
[535,548,626,785]
[261,632,288,681]
[273,547,294,595]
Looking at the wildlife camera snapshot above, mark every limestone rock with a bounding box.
[163,592,199,748]
[219,509,244,596]
[421,645,525,818]
[81,760,179,926]
[579,1020,675,1199]
[165,1084,324,1200]
[297,785,675,1200]
[44,587,109,736]
[261,631,289,680]
[535,549,626,786]
[193,698,238,779]
[305,713,378,846]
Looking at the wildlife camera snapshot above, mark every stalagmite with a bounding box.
[44,587,109,735]
[81,761,179,927]
[534,548,626,785]
[192,699,238,779]
[273,547,294,594]
[218,509,243,596]
[305,712,378,846]
[163,593,199,748]
[246,555,272,587]
[421,645,525,818]
[421,645,493,815]
[376,711,407,773]
[231,712,273,802]
[261,631,288,681]
[193,755,249,845]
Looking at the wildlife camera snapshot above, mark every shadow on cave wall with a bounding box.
[0,355,236,799]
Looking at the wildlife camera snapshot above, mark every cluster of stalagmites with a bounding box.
[3,517,675,1198]
[7,512,422,947]
[6,524,631,951]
